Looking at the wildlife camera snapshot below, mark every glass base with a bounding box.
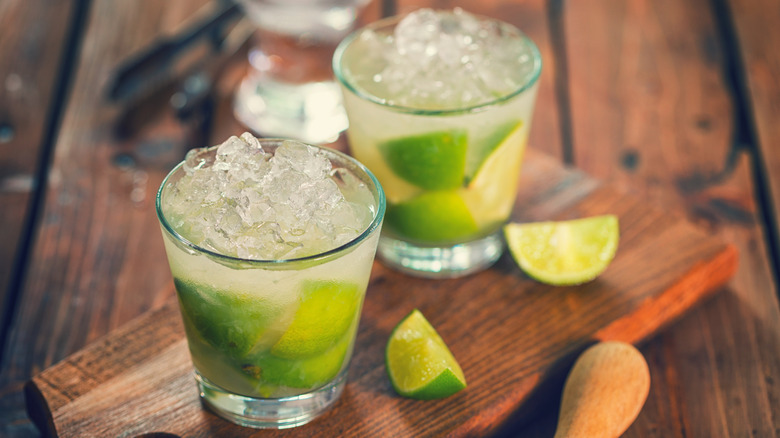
[196,369,346,429]
[377,231,504,278]
[233,75,348,144]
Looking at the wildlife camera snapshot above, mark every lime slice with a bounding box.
[380,130,467,190]
[386,190,478,243]
[465,120,523,182]
[248,332,352,389]
[271,280,361,359]
[386,309,466,400]
[175,279,278,358]
[462,122,527,229]
[504,215,619,285]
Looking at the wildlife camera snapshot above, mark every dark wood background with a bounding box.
[1,0,779,436]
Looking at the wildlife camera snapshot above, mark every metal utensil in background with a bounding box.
[107,1,242,104]
[108,1,252,144]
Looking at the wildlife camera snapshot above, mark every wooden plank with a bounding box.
[25,150,737,437]
[727,0,780,276]
[0,0,74,339]
[0,0,212,435]
[0,1,76,435]
[563,0,780,436]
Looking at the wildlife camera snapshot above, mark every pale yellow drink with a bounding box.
[157,135,384,428]
[334,9,541,277]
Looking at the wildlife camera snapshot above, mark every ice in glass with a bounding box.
[334,9,541,277]
[156,134,384,428]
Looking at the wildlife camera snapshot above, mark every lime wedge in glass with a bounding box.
[386,309,467,400]
[379,130,468,190]
[271,280,361,359]
[247,333,351,389]
[465,120,523,182]
[503,215,619,286]
[353,140,421,205]
[462,122,527,229]
[174,279,278,359]
[386,190,478,243]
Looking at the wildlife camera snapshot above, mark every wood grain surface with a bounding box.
[727,0,780,273]
[0,2,213,436]
[563,0,780,436]
[25,149,738,437]
[1,0,778,436]
[0,0,75,355]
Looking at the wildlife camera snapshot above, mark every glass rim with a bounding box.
[155,138,386,267]
[332,12,543,116]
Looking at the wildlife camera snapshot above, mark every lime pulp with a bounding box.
[386,309,467,400]
[503,215,619,285]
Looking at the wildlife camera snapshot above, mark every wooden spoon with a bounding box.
[554,341,651,438]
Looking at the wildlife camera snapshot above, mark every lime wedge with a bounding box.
[174,279,278,359]
[386,190,478,243]
[246,333,352,389]
[465,120,523,182]
[380,130,467,190]
[271,280,361,359]
[386,309,466,400]
[462,122,527,228]
[504,215,619,285]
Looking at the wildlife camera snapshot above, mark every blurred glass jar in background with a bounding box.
[233,0,371,144]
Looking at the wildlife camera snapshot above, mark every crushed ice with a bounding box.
[165,133,371,260]
[351,8,537,109]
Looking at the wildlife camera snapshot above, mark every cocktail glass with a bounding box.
[156,137,385,428]
[233,0,371,144]
[333,9,541,278]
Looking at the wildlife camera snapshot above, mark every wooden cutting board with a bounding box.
[24,150,737,437]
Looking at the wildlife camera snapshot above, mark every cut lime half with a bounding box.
[503,215,619,286]
[386,309,466,400]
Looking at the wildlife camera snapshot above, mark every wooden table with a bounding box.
[1,0,779,436]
